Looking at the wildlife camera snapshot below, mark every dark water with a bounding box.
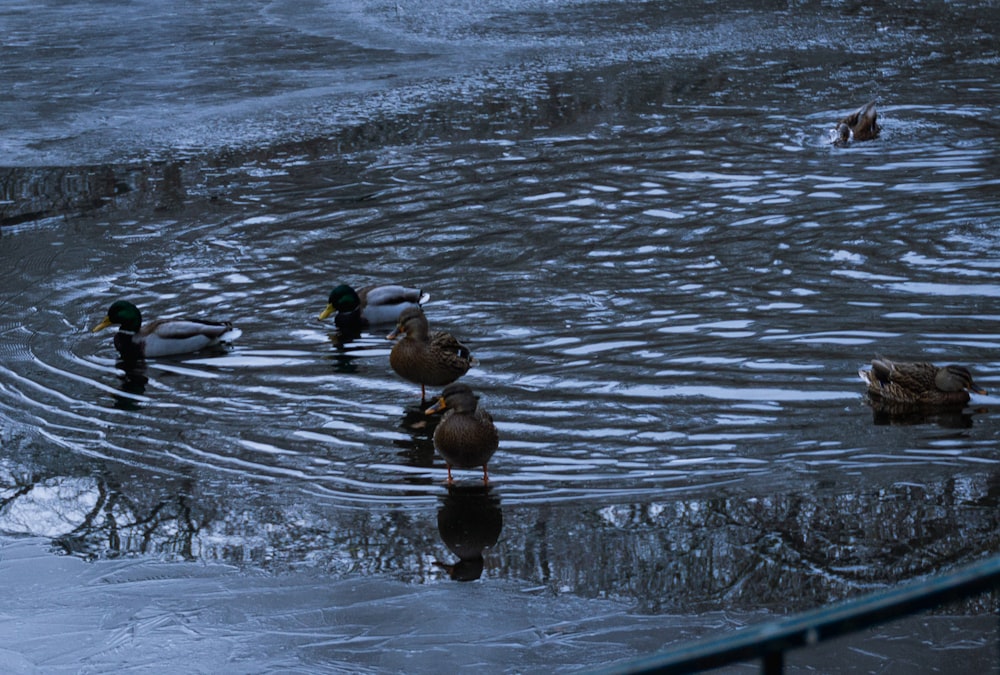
[2,0,1000,671]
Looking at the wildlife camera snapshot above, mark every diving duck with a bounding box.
[858,357,986,407]
[425,383,499,484]
[834,101,881,145]
[318,283,428,331]
[92,300,240,366]
[387,306,474,400]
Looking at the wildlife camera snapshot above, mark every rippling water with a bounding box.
[2,0,1000,671]
[9,108,997,503]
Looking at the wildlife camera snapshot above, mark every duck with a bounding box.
[92,300,241,366]
[833,101,881,145]
[425,383,499,484]
[858,357,986,407]
[318,283,429,331]
[387,306,474,400]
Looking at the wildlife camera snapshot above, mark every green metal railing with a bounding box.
[602,555,1000,674]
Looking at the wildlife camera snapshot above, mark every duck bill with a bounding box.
[386,327,401,340]
[318,304,335,321]
[91,316,113,332]
[424,397,447,415]
[971,386,988,395]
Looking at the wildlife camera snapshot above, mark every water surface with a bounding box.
[2,0,999,671]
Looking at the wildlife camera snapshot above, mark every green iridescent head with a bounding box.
[92,300,142,332]
[319,284,361,320]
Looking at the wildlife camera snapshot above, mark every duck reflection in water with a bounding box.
[434,484,503,582]
[394,404,439,476]
[867,402,976,429]
[111,366,148,411]
[322,334,364,373]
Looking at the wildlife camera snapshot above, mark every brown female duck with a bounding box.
[387,306,474,400]
[859,357,986,407]
[425,383,499,484]
[834,101,881,145]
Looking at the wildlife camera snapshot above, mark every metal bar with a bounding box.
[599,555,1000,675]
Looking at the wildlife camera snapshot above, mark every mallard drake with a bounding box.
[387,306,474,400]
[92,300,240,366]
[834,101,881,145]
[425,383,499,484]
[318,283,428,330]
[859,357,986,407]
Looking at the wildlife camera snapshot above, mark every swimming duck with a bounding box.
[858,357,986,407]
[318,283,428,330]
[425,383,499,484]
[834,101,881,145]
[387,306,474,401]
[92,300,240,366]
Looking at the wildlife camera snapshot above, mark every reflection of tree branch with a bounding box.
[6,444,998,614]
[138,500,170,554]
[0,467,38,509]
[52,479,111,558]
[0,483,34,510]
[490,475,1000,613]
[32,472,210,561]
[106,491,121,553]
